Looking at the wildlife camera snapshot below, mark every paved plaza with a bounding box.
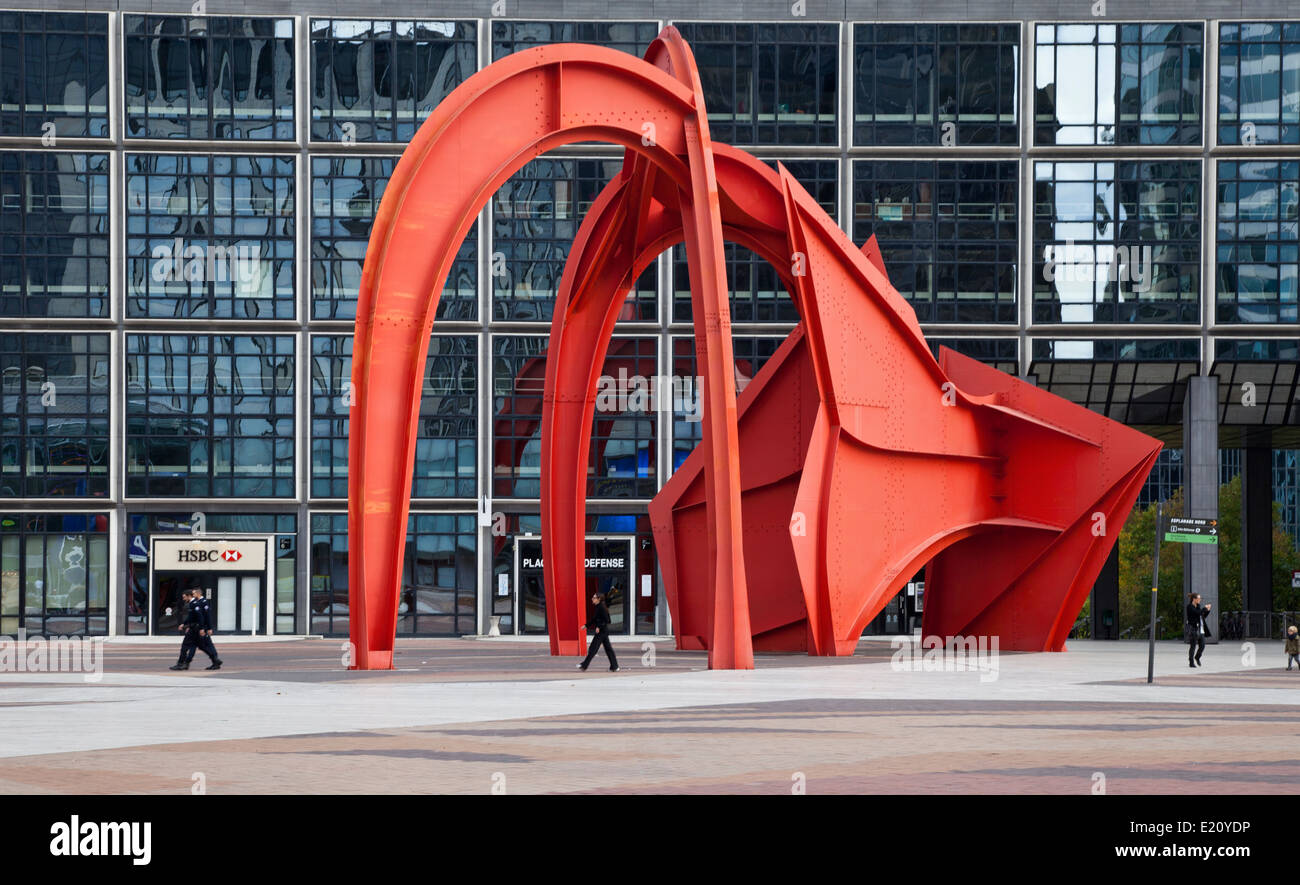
[0,637,1296,794]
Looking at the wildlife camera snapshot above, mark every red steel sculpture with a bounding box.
[348,28,1162,670]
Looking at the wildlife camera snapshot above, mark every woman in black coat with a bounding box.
[577,591,619,672]
[1186,592,1211,667]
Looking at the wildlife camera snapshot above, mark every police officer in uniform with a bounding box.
[194,590,222,670]
[170,589,202,671]
[169,589,223,671]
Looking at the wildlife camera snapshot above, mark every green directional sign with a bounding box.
[1164,516,1219,545]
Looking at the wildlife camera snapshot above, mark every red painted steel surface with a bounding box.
[349,29,1161,670]
[349,29,751,668]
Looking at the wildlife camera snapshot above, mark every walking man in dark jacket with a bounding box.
[194,590,222,670]
[577,591,619,672]
[170,589,202,671]
[1186,592,1211,668]
[169,589,222,671]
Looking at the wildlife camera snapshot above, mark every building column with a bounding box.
[1241,434,1274,615]
[1090,544,1119,640]
[1182,376,1219,640]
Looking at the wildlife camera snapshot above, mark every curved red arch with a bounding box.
[352,28,1162,670]
[539,144,800,664]
[349,29,752,669]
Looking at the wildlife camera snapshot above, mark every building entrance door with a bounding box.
[148,536,270,635]
[212,574,265,634]
[514,536,635,636]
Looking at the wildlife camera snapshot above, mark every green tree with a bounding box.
[1117,474,1300,638]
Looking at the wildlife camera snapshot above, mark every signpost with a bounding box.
[1153,513,1219,682]
[1164,517,1219,545]
[1148,503,1161,684]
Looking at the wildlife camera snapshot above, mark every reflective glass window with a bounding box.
[673,22,838,146]
[1216,160,1299,324]
[673,159,836,324]
[0,512,109,637]
[310,19,476,143]
[494,158,656,322]
[1034,23,1202,145]
[854,160,1018,323]
[311,334,477,500]
[588,337,657,498]
[310,511,477,636]
[125,335,295,498]
[1219,22,1300,146]
[125,153,295,319]
[927,338,1019,375]
[0,333,110,498]
[124,15,294,140]
[310,155,476,321]
[670,335,785,472]
[493,335,657,499]
[854,23,1019,146]
[491,20,657,60]
[1034,160,1201,323]
[0,12,108,138]
[1028,338,1200,424]
[0,151,110,318]
[492,336,548,498]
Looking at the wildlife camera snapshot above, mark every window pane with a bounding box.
[0,12,108,137]
[310,155,476,321]
[124,15,295,140]
[1215,160,1300,323]
[125,335,296,497]
[1033,160,1201,323]
[494,158,656,322]
[855,160,1019,323]
[310,19,475,143]
[854,23,1019,146]
[0,333,111,497]
[1218,22,1300,145]
[0,152,111,318]
[1035,23,1202,145]
[125,153,296,319]
[674,22,838,146]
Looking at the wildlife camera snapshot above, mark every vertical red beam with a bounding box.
[672,78,753,670]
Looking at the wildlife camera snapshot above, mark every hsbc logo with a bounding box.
[173,548,246,564]
[155,538,265,572]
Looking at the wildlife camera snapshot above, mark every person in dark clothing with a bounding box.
[1185,593,1211,668]
[577,591,619,672]
[170,590,222,671]
[170,590,202,671]
[194,591,222,670]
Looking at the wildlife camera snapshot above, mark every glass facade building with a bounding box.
[1,5,1296,640]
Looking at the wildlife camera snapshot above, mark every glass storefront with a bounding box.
[0,512,109,636]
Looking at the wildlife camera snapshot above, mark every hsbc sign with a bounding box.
[152,538,267,572]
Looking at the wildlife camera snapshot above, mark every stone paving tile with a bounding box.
[1,696,1294,795]
[3,640,1294,794]
[82,638,901,683]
